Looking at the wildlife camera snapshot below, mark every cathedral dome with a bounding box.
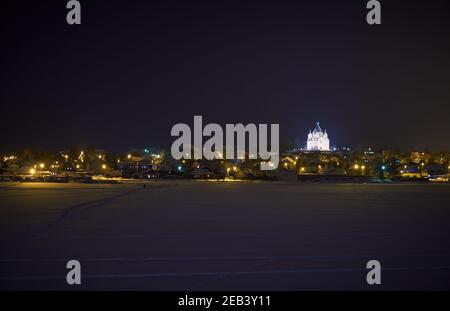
[313,122,323,134]
[306,121,330,151]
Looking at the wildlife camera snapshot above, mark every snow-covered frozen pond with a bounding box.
[1,181,450,290]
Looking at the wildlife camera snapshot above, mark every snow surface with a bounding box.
[1,181,450,290]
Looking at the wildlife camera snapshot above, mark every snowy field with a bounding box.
[1,181,450,290]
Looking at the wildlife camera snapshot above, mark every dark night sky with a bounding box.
[1,0,449,152]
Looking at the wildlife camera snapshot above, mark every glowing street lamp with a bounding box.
[29,168,35,175]
[360,165,366,175]
[39,163,44,169]
[353,164,359,170]
[102,164,106,170]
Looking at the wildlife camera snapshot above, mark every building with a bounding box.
[306,122,330,151]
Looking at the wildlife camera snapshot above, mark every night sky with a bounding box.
[1,0,449,152]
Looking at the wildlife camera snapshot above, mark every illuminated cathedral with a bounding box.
[306,122,330,151]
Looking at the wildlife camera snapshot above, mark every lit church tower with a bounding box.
[306,122,330,151]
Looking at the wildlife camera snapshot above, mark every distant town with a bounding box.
[1,121,449,183]
[0,122,449,183]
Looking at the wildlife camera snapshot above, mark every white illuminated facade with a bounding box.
[306,122,330,151]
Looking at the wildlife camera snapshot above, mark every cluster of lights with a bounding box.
[353,164,366,170]
[225,166,239,174]
[29,163,45,175]
[260,161,275,168]
[3,155,17,161]
[364,148,375,155]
